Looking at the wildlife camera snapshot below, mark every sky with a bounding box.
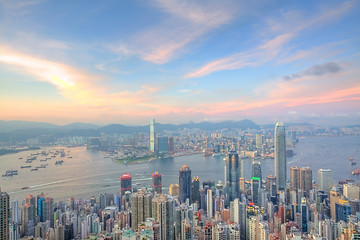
[0,0,359,126]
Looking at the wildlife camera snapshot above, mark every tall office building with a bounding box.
[150,119,155,153]
[120,174,132,195]
[251,161,262,205]
[300,167,312,198]
[192,177,200,205]
[318,169,333,193]
[157,136,169,154]
[207,189,213,219]
[274,122,286,190]
[168,137,174,153]
[152,194,174,240]
[179,165,191,203]
[0,189,9,240]
[290,167,300,191]
[256,133,263,149]
[152,172,162,194]
[131,189,152,229]
[290,167,312,197]
[225,150,240,200]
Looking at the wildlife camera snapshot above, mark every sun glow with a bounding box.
[49,74,74,88]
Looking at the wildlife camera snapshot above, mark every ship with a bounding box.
[351,168,360,175]
[21,165,31,168]
[55,160,64,165]
[2,170,18,177]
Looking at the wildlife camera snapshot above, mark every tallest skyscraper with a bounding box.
[150,119,155,153]
[274,122,286,190]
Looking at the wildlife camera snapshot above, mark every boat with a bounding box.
[351,168,360,175]
[30,169,38,171]
[40,159,47,162]
[55,160,64,165]
[21,166,31,168]
[346,179,355,182]
[19,157,23,160]
[350,157,354,161]
[21,186,29,190]
[2,170,18,177]
[68,156,72,158]
[351,162,356,165]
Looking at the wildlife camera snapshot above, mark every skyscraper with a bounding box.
[152,194,174,240]
[300,167,312,197]
[225,150,240,200]
[192,177,200,205]
[274,122,286,190]
[290,166,300,191]
[179,165,192,203]
[131,189,152,229]
[120,173,132,195]
[157,136,169,154]
[251,161,262,205]
[207,189,213,219]
[150,119,155,153]
[152,172,162,194]
[0,189,9,240]
[317,169,333,193]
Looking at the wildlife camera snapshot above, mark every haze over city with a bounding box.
[1,0,359,126]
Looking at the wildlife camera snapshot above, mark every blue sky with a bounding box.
[0,0,359,125]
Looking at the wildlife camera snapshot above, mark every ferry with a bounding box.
[55,160,64,165]
[2,170,18,177]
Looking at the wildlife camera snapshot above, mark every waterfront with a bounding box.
[0,135,359,201]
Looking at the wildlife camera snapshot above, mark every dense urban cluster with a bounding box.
[1,121,360,240]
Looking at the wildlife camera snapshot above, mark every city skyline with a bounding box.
[1,1,359,125]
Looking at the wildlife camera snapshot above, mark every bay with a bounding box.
[0,135,359,201]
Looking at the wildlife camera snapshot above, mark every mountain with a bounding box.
[60,122,100,130]
[0,120,59,133]
[0,119,260,141]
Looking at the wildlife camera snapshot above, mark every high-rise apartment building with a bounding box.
[152,172,162,194]
[179,165,191,203]
[0,189,9,240]
[152,194,174,240]
[192,177,200,204]
[317,169,333,193]
[225,150,240,200]
[131,189,152,229]
[150,119,155,153]
[274,122,287,190]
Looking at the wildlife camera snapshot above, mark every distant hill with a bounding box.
[0,119,260,141]
[0,120,59,133]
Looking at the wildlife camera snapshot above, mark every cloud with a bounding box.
[111,0,237,64]
[284,62,344,81]
[0,0,45,16]
[185,1,355,78]
[184,33,293,78]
